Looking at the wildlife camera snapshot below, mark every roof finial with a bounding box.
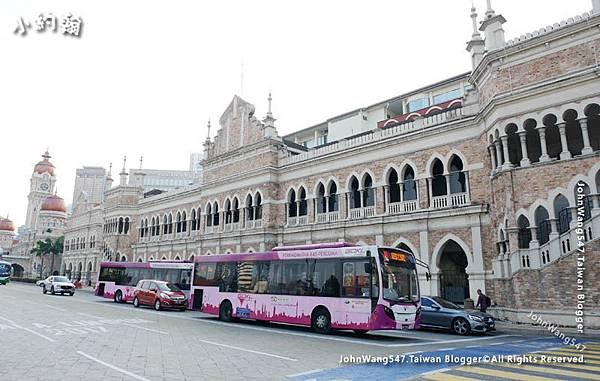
[42,149,51,161]
[206,119,211,140]
[470,3,481,39]
[485,0,495,19]
[139,156,143,170]
[108,162,112,176]
[267,91,273,118]
[120,155,127,174]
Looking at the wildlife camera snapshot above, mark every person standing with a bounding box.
[476,289,489,313]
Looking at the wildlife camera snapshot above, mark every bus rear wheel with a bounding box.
[114,290,123,303]
[219,300,234,322]
[312,307,332,334]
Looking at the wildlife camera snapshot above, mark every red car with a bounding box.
[133,280,187,311]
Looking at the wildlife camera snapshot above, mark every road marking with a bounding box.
[437,347,456,351]
[285,369,324,378]
[458,365,551,380]
[489,341,506,346]
[423,370,474,381]
[77,351,151,381]
[197,338,298,362]
[26,301,68,312]
[495,362,600,379]
[122,323,168,335]
[4,284,523,348]
[0,315,56,343]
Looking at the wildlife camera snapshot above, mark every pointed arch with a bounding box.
[430,234,473,274]
[390,237,420,259]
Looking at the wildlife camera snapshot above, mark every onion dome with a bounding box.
[41,195,67,213]
[34,150,55,176]
[0,217,15,232]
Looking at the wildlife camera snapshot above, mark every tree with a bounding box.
[30,236,64,278]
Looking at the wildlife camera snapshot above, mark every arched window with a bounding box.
[213,202,220,226]
[167,213,173,234]
[553,194,571,234]
[363,174,374,207]
[150,217,156,236]
[403,166,417,201]
[328,182,338,212]
[163,215,168,234]
[517,215,531,249]
[225,199,232,224]
[233,198,240,223]
[176,212,182,233]
[191,209,197,231]
[534,206,550,245]
[246,195,254,221]
[449,156,466,194]
[137,257,143,263]
[298,187,307,216]
[181,211,187,232]
[255,193,262,220]
[124,217,130,235]
[431,159,447,196]
[388,169,400,203]
[316,183,326,214]
[575,182,592,221]
[349,176,360,209]
[288,189,297,217]
[118,217,124,234]
[206,204,212,226]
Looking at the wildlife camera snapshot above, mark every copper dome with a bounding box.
[34,150,55,176]
[0,217,15,232]
[41,195,67,213]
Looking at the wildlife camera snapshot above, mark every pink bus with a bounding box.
[191,243,428,334]
[95,261,194,304]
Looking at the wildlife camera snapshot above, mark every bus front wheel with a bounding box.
[312,307,332,334]
[219,300,234,322]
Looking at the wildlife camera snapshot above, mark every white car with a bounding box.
[41,276,75,296]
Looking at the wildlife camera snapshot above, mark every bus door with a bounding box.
[339,259,373,325]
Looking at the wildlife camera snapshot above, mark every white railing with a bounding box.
[387,200,418,214]
[431,195,448,209]
[349,206,375,220]
[205,226,214,234]
[255,219,262,228]
[231,222,239,231]
[287,216,298,226]
[298,215,308,225]
[316,211,340,223]
[349,208,363,219]
[450,192,469,207]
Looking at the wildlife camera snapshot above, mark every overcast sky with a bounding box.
[0,0,593,227]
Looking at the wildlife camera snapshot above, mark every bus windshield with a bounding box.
[0,263,10,275]
[379,249,419,303]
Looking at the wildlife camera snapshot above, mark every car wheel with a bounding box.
[50,286,55,295]
[133,297,140,308]
[311,307,332,334]
[114,290,123,303]
[452,317,471,336]
[219,300,234,322]
[42,286,47,294]
[154,299,161,311]
[69,292,74,296]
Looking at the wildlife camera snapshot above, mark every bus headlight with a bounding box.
[383,306,395,321]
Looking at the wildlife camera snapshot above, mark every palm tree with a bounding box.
[31,236,64,278]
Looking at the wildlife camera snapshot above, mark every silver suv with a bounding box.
[41,276,75,296]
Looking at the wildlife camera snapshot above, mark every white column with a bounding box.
[494,140,503,169]
[557,123,572,160]
[500,135,513,169]
[518,131,531,167]
[427,178,433,207]
[536,126,551,162]
[579,118,594,155]
[384,185,390,213]
[488,145,498,173]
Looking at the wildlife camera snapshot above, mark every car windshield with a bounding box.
[431,296,462,309]
[53,276,70,282]
[379,249,419,303]
[157,282,181,292]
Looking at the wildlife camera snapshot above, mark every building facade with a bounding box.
[56,2,600,326]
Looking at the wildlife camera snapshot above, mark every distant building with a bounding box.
[71,166,107,213]
[189,153,204,176]
[128,168,196,192]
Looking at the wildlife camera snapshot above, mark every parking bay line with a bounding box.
[197,338,298,362]
[0,315,56,343]
[77,312,169,335]
[5,285,522,348]
[77,351,151,381]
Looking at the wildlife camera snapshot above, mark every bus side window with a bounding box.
[237,261,256,293]
[217,262,238,293]
[371,258,379,298]
[312,260,340,297]
[342,260,370,298]
[256,261,270,294]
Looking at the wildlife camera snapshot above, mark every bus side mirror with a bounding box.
[364,263,372,273]
[426,272,431,281]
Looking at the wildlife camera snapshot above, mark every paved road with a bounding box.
[0,282,596,381]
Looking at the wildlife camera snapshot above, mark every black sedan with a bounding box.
[419,296,495,335]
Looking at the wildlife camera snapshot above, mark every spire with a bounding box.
[119,155,128,186]
[467,3,485,69]
[139,156,143,170]
[206,119,211,141]
[267,91,273,118]
[107,163,113,179]
[470,3,482,40]
[42,149,51,161]
[262,91,279,139]
[485,0,495,19]
[105,162,114,191]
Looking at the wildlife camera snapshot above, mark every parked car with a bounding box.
[132,280,187,311]
[41,276,75,296]
[36,279,45,287]
[419,296,495,335]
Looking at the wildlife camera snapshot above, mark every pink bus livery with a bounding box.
[95,261,194,304]
[191,243,428,334]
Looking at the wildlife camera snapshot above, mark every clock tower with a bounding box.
[25,150,57,230]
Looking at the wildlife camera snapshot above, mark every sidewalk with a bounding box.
[495,320,600,340]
